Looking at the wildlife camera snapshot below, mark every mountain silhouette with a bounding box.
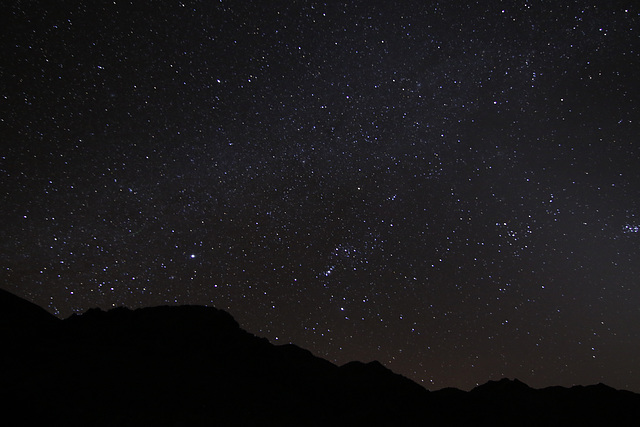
[0,287,59,329]
[1,288,638,426]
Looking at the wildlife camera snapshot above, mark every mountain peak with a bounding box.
[471,377,532,396]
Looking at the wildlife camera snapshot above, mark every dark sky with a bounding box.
[2,0,639,392]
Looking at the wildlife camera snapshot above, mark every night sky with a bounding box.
[2,1,639,392]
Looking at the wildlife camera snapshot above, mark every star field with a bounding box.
[1,1,639,392]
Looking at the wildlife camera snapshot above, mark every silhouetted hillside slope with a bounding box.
[0,288,61,362]
[0,287,59,329]
[1,288,638,426]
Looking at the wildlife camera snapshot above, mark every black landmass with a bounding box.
[1,288,638,426]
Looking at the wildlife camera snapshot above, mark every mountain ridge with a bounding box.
[1,288,638,426]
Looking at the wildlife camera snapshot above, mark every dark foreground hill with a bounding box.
[1,289,638,426]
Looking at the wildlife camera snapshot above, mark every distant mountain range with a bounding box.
[1,287,638,426]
